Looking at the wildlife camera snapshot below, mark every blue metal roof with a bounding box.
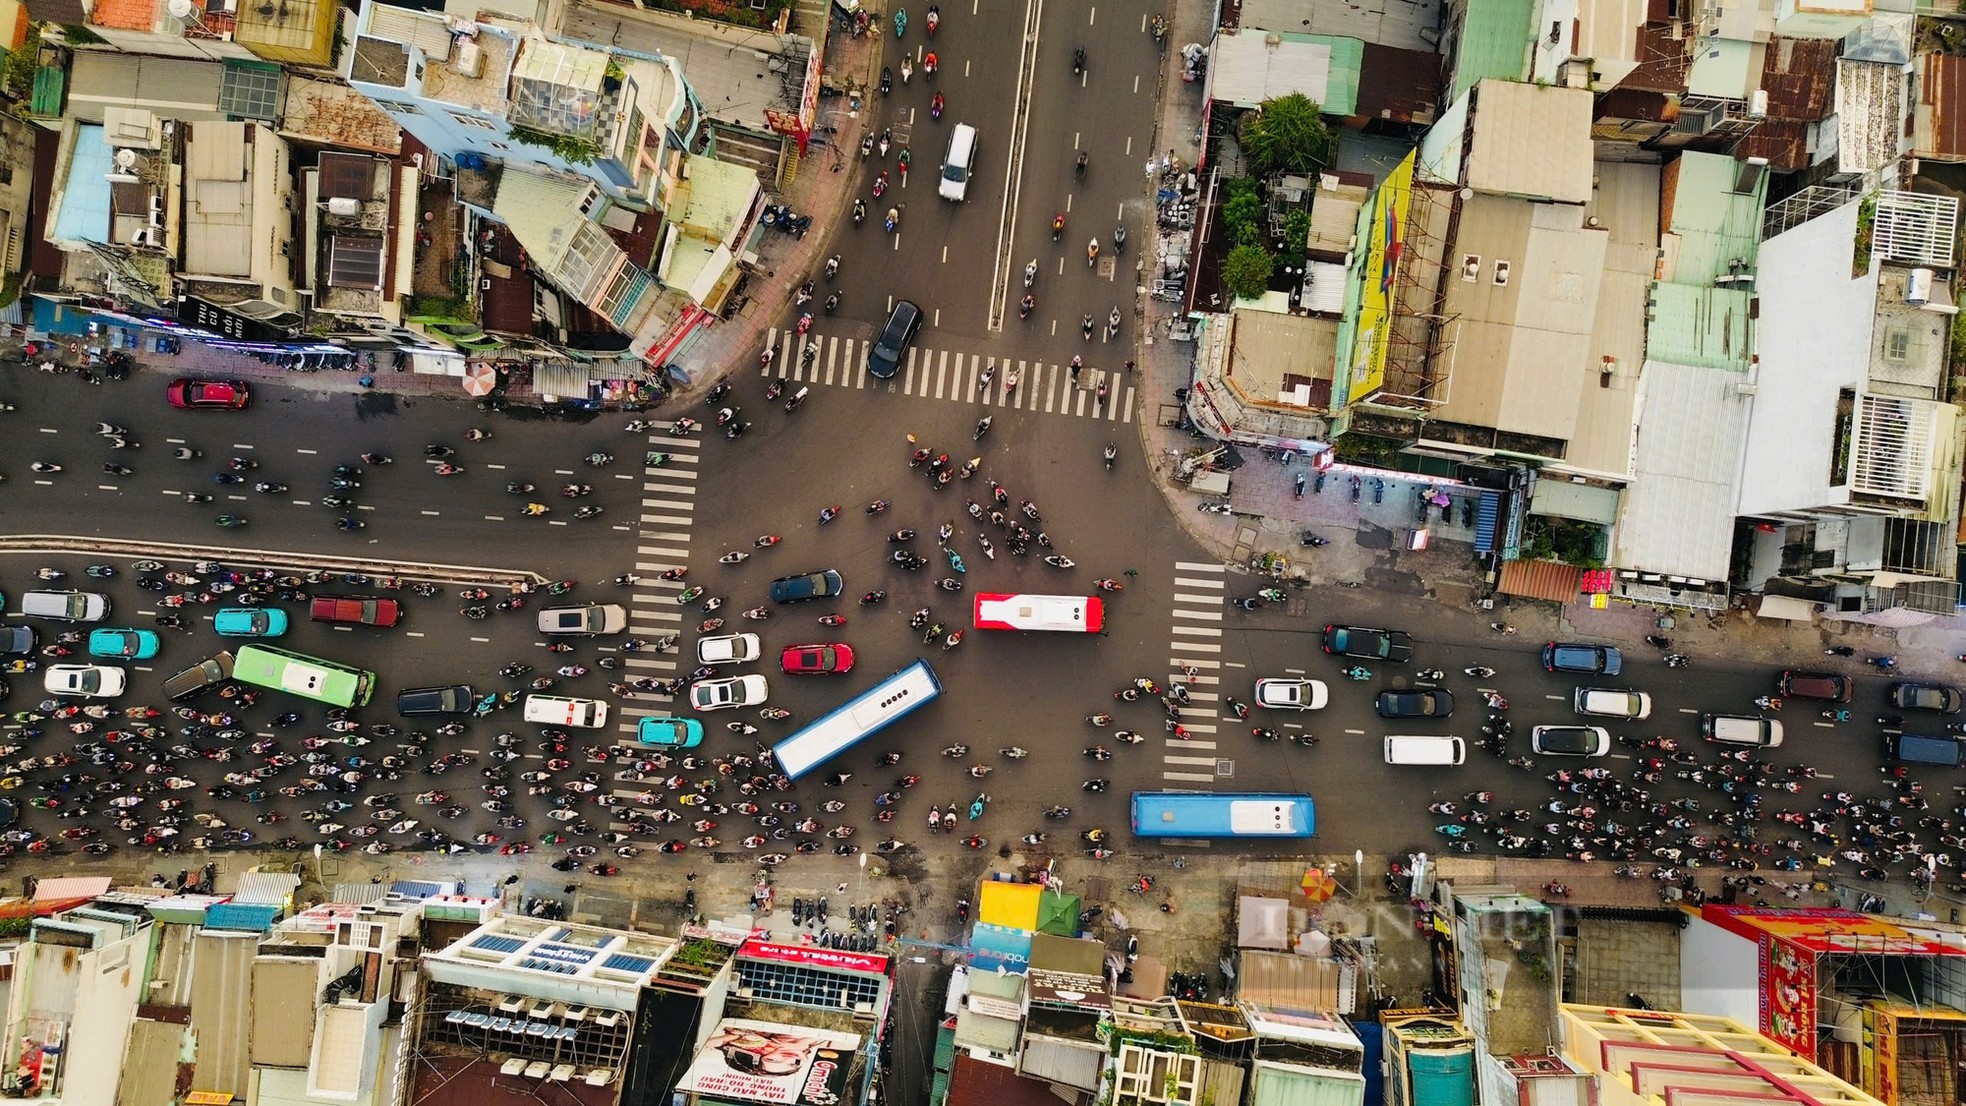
[204,903,281,932]
[53,124,113,245]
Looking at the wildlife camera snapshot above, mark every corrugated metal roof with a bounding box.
[953,1006,1020,1053]
[1357,42,1439,124]
[190,930,259,1096]
[1249,1061,1368,1106]
[1495,558,1583,602]
[331,882,389,905]
[948,1054,1068,1106]
[205,903,281,931]
[250,958,318,1068]
[1643,284,1754,371]
[115,1018,188,1106]
[1464,81,1593,204]
[32,876,110,901]
[1918,53,1966,159]
[1612,359,1750,579]
[1017,1037,1104,1091]
[1238,951,1348,1012]
[232,871,299,905]
[1838,59,1908,175]
[68,53,224,122]
[1759,37,1837,119]
[1448,0,1534,101]
[492,170,586,274]
[366,4,452,58]
[1662,152,1764,281]
[1209,31,1361,115]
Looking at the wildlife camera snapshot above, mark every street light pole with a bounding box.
[1355,849,1364,897]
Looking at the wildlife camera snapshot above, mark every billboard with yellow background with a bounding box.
[1347,150,1414,403]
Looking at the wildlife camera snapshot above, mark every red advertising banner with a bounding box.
[740,937,889,975]
[1759,934,1817,1059]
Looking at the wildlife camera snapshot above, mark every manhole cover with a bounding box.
[1216,759,1235,777]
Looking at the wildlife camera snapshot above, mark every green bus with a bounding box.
[232,644,376,707]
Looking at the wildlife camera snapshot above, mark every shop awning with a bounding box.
[1497,559,1583,603]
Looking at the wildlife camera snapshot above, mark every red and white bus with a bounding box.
[972,593,1104,633]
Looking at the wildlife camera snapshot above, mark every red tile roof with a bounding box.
[948,1054,1090,1106]
[89,0,156,32]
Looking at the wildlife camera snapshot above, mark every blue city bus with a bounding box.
[1130,792,1317,838]
[771,659,944,781]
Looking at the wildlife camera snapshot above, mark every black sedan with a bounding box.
[1892,682,1964,714]
[1321,624,1413,663]
[1376,688,1455,718]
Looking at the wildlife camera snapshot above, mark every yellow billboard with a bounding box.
[1349,150,1414,401]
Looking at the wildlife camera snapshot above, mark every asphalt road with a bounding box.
[826,0,1160,355]
[3,369,1926,841]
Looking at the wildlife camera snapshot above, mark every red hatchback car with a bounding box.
[781,643,855,675]
[309,595,402,627]
[166,378,251,409]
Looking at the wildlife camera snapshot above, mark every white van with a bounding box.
[939,123,977,201]
[523,694,609,729]
[1574,688,1652,720]
[21,590,109,622]
[1703,713,1784,747]
[1384,735,1466,765]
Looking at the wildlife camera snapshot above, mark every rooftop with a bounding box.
[508,38,609,138]
[1222,303,1339,411]
[1464,80,1593,203]
[279,76,403,154]
[1209,30,1361,115]
[424,915,675,1008]
[182,121,255,278]
[425,28,518,116]
[1562,1005,1884,1106]
[1660,151,1767,285]
[1568,159,1656,477]
[1432,194,1607,445]
[1450,0,1535,101]
[1234,0,1442,53]
[1614,358,1753,579]
[556,0,797,134]
[1839,58,1909,176]
[1916,53,1966,161]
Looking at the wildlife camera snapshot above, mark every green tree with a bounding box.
[1222,187,1265,248]
[1221,245,1274,300]
[1239,93,1331,175]
[1280,209,1312,264]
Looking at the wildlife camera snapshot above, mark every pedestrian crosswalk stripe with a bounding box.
[1172,593,1224,606]
[762,329,1135,423]
[1173,641,1222,653]
[1173,577,1224,589]
[1172,610,1223,623]
[1170,625,1223,638]
[1174,561,1225,572]
[640,513,693,525]
[641,498,696,510]
[639,531,692,542]
[1173,657,1222,669]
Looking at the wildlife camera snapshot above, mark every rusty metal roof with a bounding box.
[1758,37,1837,120]
[1626,23,1689,94]
[1920,53,1966,159]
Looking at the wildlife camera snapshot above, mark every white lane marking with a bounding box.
[484,515,505,522]
[98,484,118,490]
[421,510,440,516]
[296,448,317,455]
[485,463,506,470]
[37,428,56,434]
[406,631,425,638]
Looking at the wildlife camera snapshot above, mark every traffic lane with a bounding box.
[1204,629,1908,852]
[0,383,652,577]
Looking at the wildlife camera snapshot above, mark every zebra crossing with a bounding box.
[594,424,704,814]
[760,327,1136,422]
[1164,562,1228,787]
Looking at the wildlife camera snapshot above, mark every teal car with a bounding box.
[636,716,704,748]
[87,628,160,660]
[213,608,288,637]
